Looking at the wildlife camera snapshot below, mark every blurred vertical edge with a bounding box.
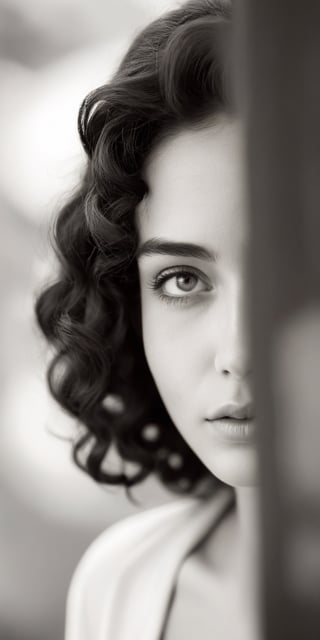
[235,1,320,639]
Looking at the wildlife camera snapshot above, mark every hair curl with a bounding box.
[35,0,233,498]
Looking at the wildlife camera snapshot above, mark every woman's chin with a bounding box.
[204,446,260,488]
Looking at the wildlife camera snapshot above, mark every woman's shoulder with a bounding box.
[65,487,233,640]
[69,495,199,584]
[64,496,198,639]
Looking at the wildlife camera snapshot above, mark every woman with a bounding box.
[35,1,261,638]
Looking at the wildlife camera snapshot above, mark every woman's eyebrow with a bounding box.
[136,238,218,261]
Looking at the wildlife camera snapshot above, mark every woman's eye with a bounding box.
[162,273,202,296]
[148,267,212,305]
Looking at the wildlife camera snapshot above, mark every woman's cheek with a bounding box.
[142,305,183,379]
[141,305,195,416]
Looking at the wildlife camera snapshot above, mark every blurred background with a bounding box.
[0,2,180,638]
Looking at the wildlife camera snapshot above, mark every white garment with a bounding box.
[65,486,234,640]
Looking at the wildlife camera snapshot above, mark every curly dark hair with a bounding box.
[35,0,233,498]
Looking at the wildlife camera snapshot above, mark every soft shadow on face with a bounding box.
[135,114,258,488]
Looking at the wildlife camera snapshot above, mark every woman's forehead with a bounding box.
[143,114,243,180]
[135,116,248,249]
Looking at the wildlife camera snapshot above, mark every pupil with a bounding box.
[177,275,196,292]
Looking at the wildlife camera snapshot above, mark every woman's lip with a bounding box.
[205,417,256,443]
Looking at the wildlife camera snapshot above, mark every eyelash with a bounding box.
[148,266,212,306]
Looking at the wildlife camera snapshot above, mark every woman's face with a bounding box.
[135,115,258,488]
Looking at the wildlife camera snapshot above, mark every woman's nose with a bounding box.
[214,285,252,380]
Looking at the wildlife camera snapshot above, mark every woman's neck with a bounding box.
[198,485,262,638]
[233,485,262,638]
[234,486,260,574]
